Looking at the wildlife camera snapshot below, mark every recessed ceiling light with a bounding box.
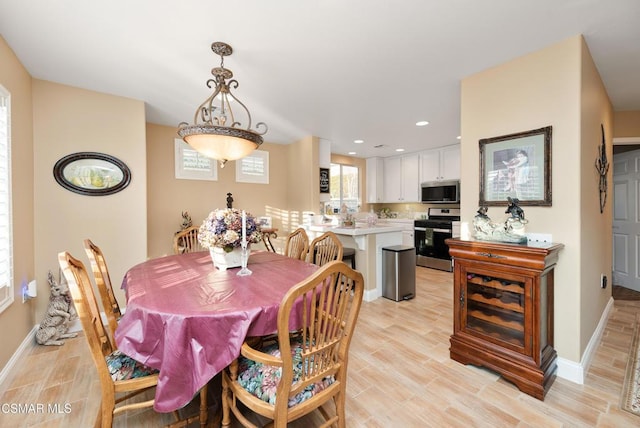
[395,148,405,152]
[416,121,429,127]
[457,135,461,140]
[348,151,356,155]
[354,139,364,144]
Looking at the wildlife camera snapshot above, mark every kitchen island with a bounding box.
[304,223,404,301]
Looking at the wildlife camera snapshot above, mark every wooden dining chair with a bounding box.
[83,239,121,348]
[221,260,364,428]
[173,225,205,254]
[59,251,210,428]
[307,231,343,267]
[283,227,309,261]
[59,251,160,426]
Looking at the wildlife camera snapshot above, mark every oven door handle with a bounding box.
[414,227,452,233]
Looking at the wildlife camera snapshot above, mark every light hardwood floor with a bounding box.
[1,267,639,427]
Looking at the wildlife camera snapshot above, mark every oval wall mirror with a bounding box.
[53,152,131,196]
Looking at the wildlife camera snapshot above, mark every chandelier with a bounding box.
[178,42,267,168]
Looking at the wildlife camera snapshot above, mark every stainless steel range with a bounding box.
[414,208,460,271]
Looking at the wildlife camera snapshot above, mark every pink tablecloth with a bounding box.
[114,250,318,413]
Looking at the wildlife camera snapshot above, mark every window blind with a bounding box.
[0,86,13,311]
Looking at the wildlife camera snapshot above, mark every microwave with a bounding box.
[420,180,460,204]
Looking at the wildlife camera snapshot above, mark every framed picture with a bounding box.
[236,150,269,184]
[174,139,217,181]
[257,216,272,228]
[319,168,330,193]
[53,152,131,196]
[479,126,552,206]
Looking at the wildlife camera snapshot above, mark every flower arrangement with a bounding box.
[198,208,262,252]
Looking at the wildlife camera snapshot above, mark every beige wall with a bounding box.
[286,136,319,228]
[33,81,148,313]
[613,111,640,138]
[146,123,291,257]
[578,37,614,354]
[461,35,612,363]
[0,37,35,370]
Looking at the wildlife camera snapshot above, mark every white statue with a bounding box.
[473,200,528,244]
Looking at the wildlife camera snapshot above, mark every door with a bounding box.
[457,262,530,355]
[401,154,420,202]
[420,149,441,182]
[612,148,640,291]
[414,225,451,259]
[383,157,402,202]
[441,145,461,180]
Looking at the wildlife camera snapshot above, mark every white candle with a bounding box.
[242,210,247,246]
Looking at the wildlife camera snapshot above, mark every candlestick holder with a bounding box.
[237,244,252,276]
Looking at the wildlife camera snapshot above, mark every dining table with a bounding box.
[114,250,319,413]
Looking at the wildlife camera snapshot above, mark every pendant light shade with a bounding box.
[178,42,267,168]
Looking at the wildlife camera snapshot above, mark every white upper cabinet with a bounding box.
[383,154,420,202]
[366,157,384,203]
[420,144,460,183]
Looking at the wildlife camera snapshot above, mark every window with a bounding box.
[0,85,13,312]
[174,139,218,181]
[236,150,269,184]
[329,163,360,212]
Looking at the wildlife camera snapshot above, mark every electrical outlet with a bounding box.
[526,233,552,243]
[600,274,608,289]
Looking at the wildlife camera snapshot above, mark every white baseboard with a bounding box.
[556,296,614,384]
[364,289,380,302]
[0,325,38,391]
[67,318,82,333]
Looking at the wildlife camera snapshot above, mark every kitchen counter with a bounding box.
[304,223,405,236]
[303,223,404,302]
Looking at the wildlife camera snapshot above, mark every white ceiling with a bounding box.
[1,1,639,158]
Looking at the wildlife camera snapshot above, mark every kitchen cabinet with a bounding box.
[383,154,419,202]
[382,219,415,247]
[446,238,564,400]
[420,145,460,182]
[366,157,384,203]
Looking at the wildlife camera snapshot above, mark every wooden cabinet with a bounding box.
[383,154,419,202]
[420,145,460,182]
[366,157,384,203]
[446,238,563,400]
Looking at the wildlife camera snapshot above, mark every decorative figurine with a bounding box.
[226,193,234,209]
[505,197,525,221]
[180,211,193,230]
[504,197,528,239]
[35,271,78,346]
[472,200,528,244]
[595,124,609,214]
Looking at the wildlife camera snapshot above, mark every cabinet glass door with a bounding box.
[460,267,531,352]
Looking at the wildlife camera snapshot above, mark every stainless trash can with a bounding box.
[382,245,416,301]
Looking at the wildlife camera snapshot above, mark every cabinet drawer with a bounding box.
[448,239,562,270]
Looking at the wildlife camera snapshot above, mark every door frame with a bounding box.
[612,137,640,290]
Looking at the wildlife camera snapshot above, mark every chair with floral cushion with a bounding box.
[307,231,343,267]
[221,260,364,428]
[83,239,121,349]
[58,251,209,428]
[173,225,205,254]
[283,227,309,261]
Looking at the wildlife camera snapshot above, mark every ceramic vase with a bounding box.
[210,246,249,271]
